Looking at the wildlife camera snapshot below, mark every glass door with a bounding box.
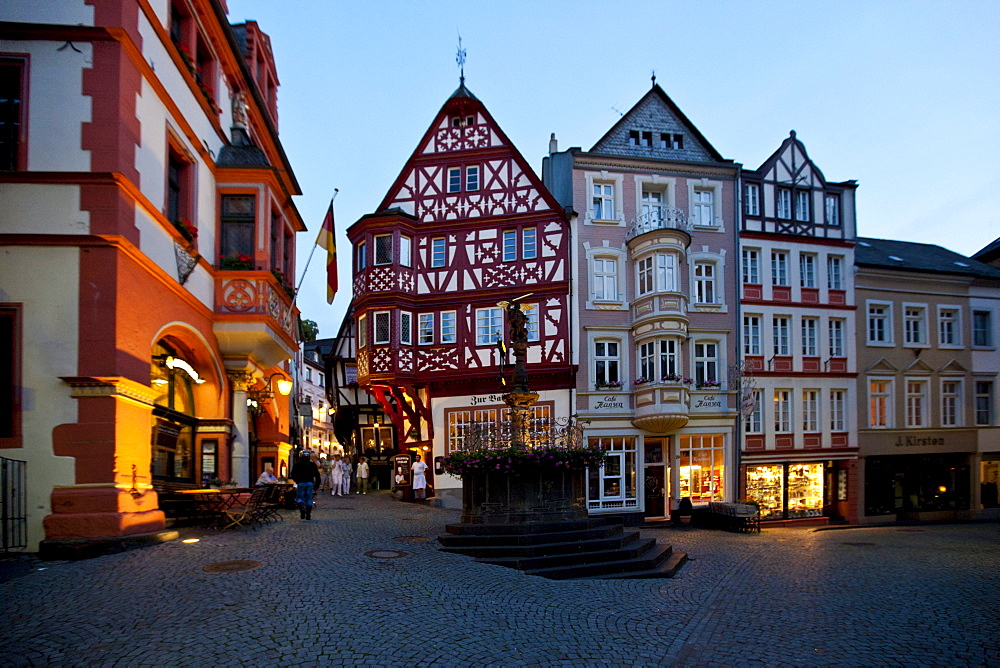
[643,438,668,517]
[603,452,624,499]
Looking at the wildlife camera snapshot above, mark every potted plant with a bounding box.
[698,379,722,390]
[677,497,693,526]
[219,253,254,270]
[595,380,623,390]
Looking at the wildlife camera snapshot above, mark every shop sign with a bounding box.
[895,435,946,447]
[392,453,412,487]
[470,394,506,406]
[593,394,625,410]
[692,394,727,411]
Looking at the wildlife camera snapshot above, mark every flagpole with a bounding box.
[293,189,338,306]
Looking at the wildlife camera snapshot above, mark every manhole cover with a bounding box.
[364,550,407,559]
[202,560,261,573]
[394,536,430,543]
[897,528,925,532]
[841,542,876,547]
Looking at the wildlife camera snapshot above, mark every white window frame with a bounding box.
[637,256,654,296]
[594,339,621,387]
[593,257,618,301]
[522,228,537,260]
[640,187,665,223]
[592,182,615,221]
[869,378,893,428]
[776,188,791,219]
[503,230,517,262]
[827,255,844,290]
[689,180,721,229]
[694,341,719,387]
[440,311,457,344]
[774,390,792,432]
[975,381,993,426]
[475,307,503,346]
[447,167,462,193]
[400,235,412,268]
[795,190,810,222]
[903,303,929,347]
[745,389,763,433]
[743,315,761,355]
[466,165,479,191]
[937,306,962,348]
[771,251,788,286]
[941,379,961,427]
[585,172,623,225]
[694,261,716,304]
[400,311,412,345]
[773,316,790,356]
[418,313,434,345]
[973,310,993,347]
[829,319,845,357]
[744,183,760,216]
[526,304,539,342]
[742,248,760,284]
[431,237,446,268]
[801,318,819,356]
[799,254,816,288]
[802,389,820,432]
[824,194,840,226]
[867,300,894,346]
[374,311,391,345]
[830,389,846,431]
[906,379,928,428]
[585,246,626,310]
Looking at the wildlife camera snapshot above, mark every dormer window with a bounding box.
[661,133,683,149]
[629,130,640,146]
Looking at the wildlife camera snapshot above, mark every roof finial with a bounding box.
[651,70,656,88]
[456,33,467,85]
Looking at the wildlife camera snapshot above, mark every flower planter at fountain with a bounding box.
[459,467,587,524]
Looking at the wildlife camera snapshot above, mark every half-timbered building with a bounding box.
[543,83,740,522]
[739,132,859,524]
[347,81,573,506]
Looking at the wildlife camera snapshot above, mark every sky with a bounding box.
[227,0,1000,340]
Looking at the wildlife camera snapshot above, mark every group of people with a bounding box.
[320,453,371,496]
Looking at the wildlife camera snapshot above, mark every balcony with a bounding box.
[631,382,690,433]
[625,209,691,243]
[213,270,298,368]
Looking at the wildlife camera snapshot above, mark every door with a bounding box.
[643,438,668,517]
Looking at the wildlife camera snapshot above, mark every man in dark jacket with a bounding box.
[290,451,322,520]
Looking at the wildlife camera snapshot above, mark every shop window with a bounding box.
[0,58,26,171]
[586,436,637,510]
[787,464,824,518]
[982,459,999,508]
[446,403,553,453]
[150,342,199,483]
[864,454,970,516]
[0,305,21,446]
[678,434,725,504]
[745,465,783,520]
[219,194,255,263]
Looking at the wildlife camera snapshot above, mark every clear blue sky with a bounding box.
[229,0,1000,339]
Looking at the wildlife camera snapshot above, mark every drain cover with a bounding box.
[841,542,876,547]
[202,560,261,573]
[394,536,430,543]
[364,550,407,559]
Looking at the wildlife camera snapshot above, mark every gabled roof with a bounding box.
[855,237,1000,279]
[589,84,729,164]
[972,236,1000,265]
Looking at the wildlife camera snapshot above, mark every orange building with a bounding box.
[0,1,304,555]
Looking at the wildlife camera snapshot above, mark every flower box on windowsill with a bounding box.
[661,375,693,385]
[219,254,254,271]
[697,382,722,391]
[173,219,198,244]
[595,382,623,391]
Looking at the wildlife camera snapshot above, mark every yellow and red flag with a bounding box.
[315,200,337,303]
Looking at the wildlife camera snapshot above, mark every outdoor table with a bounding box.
[175,488,253,525]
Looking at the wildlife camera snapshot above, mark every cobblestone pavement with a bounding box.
[2,493,998,667]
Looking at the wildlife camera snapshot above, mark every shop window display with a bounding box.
[745,465,784,519]
[787,464,824,518]
[678,434,724,503]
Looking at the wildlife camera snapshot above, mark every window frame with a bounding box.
[593,339,621,386]
[440,311,457,344]
[829,318,845,357]
[802,389,820,432]
[772,316,791,356]
[400,235,412,268]
[742,248,760,284]
[522,228,537,260]
[219,193,254,261]
[399,311,412,345]
[824,194,841,226]
[906,379,928,428]
[0,57,28,171]
[869,378,893,428]
[0,304,22,447]
[694,261,716,304]
[475,307,503,346]
[973,310,993,347]
[357,313,367,348]
[903,304,929,347]
[374,234,393,265]
[373,311,391,345]
[592,182,615,221]
[801,317,819,356]
[743,315,762,355]
[830,389,846,431]
[593,256,618,301]
[417,313,434,345]
[693,341,719,387]
[774,390,792,433]
[975,381,993,426]
[937,306,961,348]
[799,254,816,288]
[744,183,760,216]
[502,230,517,262]
[465,165,480,192]
[941,379,961,427]
[771,251,789,286]
[691,187,716,228]
[867,300,894,346]
[776,188,791,220]
[795,190,810,222]
[447,167,462,193]
[430,237,446,268]
[827,255,844,290]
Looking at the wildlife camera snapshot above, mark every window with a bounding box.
[418,313,433,345]
[594,340,620,386]
[830,389,846,431]
[657,339,679,378]
[448,167,461,193]
[629,130,640,146]
[975,381,993,426]
[745,389,763,433]
[941,380,961,427]
[656,253,677,291]
[692,188,714,226]
[802,390,820,432]
[637,257,654,296]
[357,314,367,348]
[526,304,539,342]
[639,339,680,384]
[431,238,446,268]
[374,234,392,265]
[829,319,845,357]
[774,390,791,432]
[742,249,760,284]
[638,341,655,382]
[400,312,412,345]
[357,240,367,270]
[641,189,664,222]
[799,254,816,288]
[776,188,791,219]
[475,308,503,346]
[801,318,818,356]
[374,311,390,345]
[678,434,725,504]
[0,305,20,445]
[522,228,537,260]
[795,190,810,222]
[440,311,456,344]
[219,194,254,260]
[744,183,760,216]
[973,310,993,346]
[1,58,26,171]
[466,165,479,191]
[592,183,615,220]
[771,251,788,286]
[503,230,517,262]
[587,436,638,508]
[906,380,928,427]
[904,305,927,345]
[659,133,683,149]
[694,262,715,304]
[773,317,790,355]
[869,379,891,428]
[827,256,844,290]
[743,315,761,355]
[938,308,960,346]
[694,342,718,387]
[593,258,618,301]
[400,236,412,268]
[867,302,892,344]
[825,194,840,226]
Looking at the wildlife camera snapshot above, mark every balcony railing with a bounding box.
[625,208,691,241]
[215,270,297,343]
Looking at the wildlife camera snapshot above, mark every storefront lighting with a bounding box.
[152,379,168,386]
[938,486,947,493]
[181,538,200,544]
[165,356,203,383]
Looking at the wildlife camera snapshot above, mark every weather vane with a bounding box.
[456,33,467,83]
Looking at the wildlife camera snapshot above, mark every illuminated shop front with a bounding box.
[151,342,204,485]
[587,436,638,512]
[678,434,725,504]
[745,462,825,520]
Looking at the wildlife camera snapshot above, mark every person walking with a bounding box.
[356,456,370,494]
[319,458,333,492]
[289,451,321,520]
[411,454,428,501]
[330,453,344,496]
[340,455,353,496]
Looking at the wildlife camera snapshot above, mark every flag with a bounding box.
[316,200,337,304]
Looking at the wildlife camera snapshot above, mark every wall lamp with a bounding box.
[247,372,293,415]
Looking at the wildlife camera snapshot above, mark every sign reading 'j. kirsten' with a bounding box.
[895,435,946,447]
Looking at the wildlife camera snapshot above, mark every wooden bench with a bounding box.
[708,502,761,533]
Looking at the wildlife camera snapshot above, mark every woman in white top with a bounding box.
[340,456,353,495]
[411,454,428,500]
[330,454,344,496]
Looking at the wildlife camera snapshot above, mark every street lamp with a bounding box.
[247,372,293,415]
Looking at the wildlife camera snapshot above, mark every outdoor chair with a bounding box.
[221,487,269,530]
[253,484,287,524]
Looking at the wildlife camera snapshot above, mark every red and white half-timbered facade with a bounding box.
[347,82,573,505]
